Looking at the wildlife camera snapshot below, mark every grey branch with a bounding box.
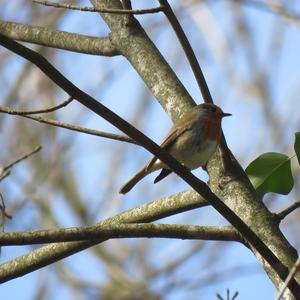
[0,223,241,246]
[0,20,119,56]
[0,97,73,115]
[0,105,136,144]
[33,0,164,15]
[0,189,209,282]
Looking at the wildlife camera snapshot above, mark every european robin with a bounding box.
[119,103,231,194]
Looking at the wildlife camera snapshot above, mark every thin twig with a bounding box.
[276,201,300,221]
[159,0,213,103]
[275,257,300,300]
[33,0,164,15]
[0,171,10,182]
[2,146,42,173]
[0,106,137,144]
[1,96,73,115]
[0,224,241,246]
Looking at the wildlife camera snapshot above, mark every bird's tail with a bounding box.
[119,167,149,194]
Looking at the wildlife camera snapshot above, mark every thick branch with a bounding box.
[92,0,195,120]
[0,189,208,282]
[0,223,241,245]
[0,20,119,56]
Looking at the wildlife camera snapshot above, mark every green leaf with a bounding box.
[294,132,300,165]
[245,152,294,198]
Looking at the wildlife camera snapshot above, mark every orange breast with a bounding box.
[201,116,222,142]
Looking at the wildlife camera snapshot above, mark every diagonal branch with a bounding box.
[276,257,300,300]
[0,189,209,282]
[0,20,119,56]
[0,34,299,296]
[0,146,42,182]
[276,201,300,222]
[0,223,241,246]
[0,106,136,144]
[159,0,213,103]
[2,146,42,172]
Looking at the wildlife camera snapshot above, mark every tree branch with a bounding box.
[0,223,241,245]
[0,106,136,144]
[0,189,209,282]
[159,0,213,103]
[0,20,119,56]
[0,96,73,115]
[93,0,196,121]
[0,34,299,296]
[0,146,42,181]
[276,201,300,222]
[33,0,164,15]
[276,257,300,300]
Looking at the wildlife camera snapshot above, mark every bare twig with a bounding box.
[276,201,300,221]
[159,0,213,103]
[0,171,10,182]
[275,257,300,300]
[0,224,241,246]
[0,97,73,115]
[1,146,42,174]
[0,145,41,183]
[0,107,137,144]
[33,0,164,15]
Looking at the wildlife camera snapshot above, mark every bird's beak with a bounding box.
[221,112,232,118]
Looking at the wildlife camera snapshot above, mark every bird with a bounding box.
[119,103,231,194]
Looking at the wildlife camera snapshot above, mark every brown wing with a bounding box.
[145,114,196,171]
